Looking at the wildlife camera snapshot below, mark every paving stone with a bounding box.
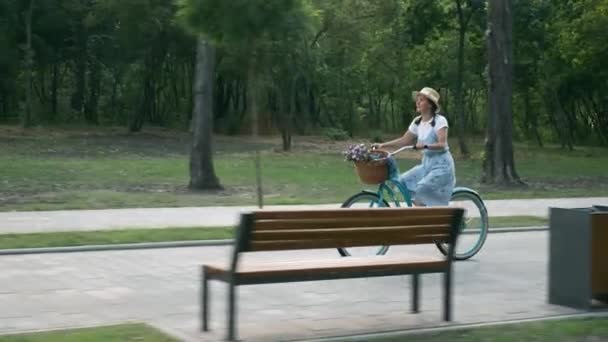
[0,231,586,341]
[3,197,607,233]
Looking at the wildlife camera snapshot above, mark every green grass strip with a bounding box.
[0,323,178,342]
[349,317,608,342]
[487,215,547,228]
[0,216,547,250]
[0,227,233,249]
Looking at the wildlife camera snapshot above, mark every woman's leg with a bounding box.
[414,169,455,206]
[399,165,425,204]
[413,199,427,206]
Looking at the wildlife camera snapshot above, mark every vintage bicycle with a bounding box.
[340,145,489,260]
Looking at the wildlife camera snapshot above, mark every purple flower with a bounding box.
[343,143,373,162]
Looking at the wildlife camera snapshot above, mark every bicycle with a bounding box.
[339,145,489,261]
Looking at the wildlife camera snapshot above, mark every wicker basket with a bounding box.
[353,150,389,184]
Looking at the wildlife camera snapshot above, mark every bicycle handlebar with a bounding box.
[388,145,415,156]
[371,144,415,157]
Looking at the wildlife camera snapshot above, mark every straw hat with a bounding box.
[412,87,440,113]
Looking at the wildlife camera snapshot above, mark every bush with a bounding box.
[323,127,350,141]
[368,129,384,143]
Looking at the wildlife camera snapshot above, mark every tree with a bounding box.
[482,0,523,185]
[453,0,483,157]
[3,0,607,150]
[543,0,608,147]
[512,0,549,147]
[178,0,317,205]
[22,0,35,127]
[188,38,222,190]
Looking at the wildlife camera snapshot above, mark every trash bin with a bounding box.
[548,205,608,310]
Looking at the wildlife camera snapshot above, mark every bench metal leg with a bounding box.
[443,269,452,321]
[201,266,209,332]
[226,281,237,341]
[411,273,420,313]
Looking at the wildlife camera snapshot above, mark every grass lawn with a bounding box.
[0,323,177,342]
[342,317,608,342]
[1,318,605,342]
[0,216,546,250]
[1,126,607,212]
[0,227,233,249]
[486,215,547,228]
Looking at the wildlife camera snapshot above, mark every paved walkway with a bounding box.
[1,197,607,234]
[0,231,591,341]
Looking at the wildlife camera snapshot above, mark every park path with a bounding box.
[0,231,589,341]
[1,197,607,233]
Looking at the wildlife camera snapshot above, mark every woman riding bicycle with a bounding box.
[372,87,455,207]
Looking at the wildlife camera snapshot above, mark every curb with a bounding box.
[296,311,608,342]
[480,225,547,233]
[0,226,548,256]
[0,320,188,342]
[0,239,233,256]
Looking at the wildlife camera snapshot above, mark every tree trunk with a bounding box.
[282,76,296,152]
[276,86,290,152]
[22,0,35,128]
[442,88,450,114]
[110,68,122,123]
[389,90,396,131]
[186,56,195,124]
[85,59,100,125]
[0,90,6,119]
[586,94,608,145]
[247,49,263,208]
[482,0,524,185]
[548,89,573,150]
[50,63,59,122]
[71,31,86,117]
[129,65,153,132]
[34,66,47,106]
[524,90,543,147]
[455,0,470,157]
[308,86,318,126]
[189,38,222,190]
[466,88,478,132]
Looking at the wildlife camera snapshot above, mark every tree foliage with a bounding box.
[0,0,605,148]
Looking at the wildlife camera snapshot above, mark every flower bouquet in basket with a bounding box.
[343,144,389,184]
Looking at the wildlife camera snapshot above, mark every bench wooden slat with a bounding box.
[253,207,459,220]
[254,215,454,230]
[248,234,449,251]
[251,225,450,241]
[206,254,447,277]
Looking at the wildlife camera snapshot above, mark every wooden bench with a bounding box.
[200,206,464,341]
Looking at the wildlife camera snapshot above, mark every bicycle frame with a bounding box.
[372,178,484,211]
[378,179,413,207]
[368,145,415,207]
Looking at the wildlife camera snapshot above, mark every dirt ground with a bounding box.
[0,125,416,158]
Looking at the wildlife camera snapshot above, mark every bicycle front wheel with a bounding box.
[338,192,390,257]
[436,189,489,260]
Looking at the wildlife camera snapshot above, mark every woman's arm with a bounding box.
[378,130,417,150]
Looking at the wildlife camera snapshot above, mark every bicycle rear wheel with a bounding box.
[338,191,390,257]
[435,189,489,260]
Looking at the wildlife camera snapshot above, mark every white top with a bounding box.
[408,114,449,142]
